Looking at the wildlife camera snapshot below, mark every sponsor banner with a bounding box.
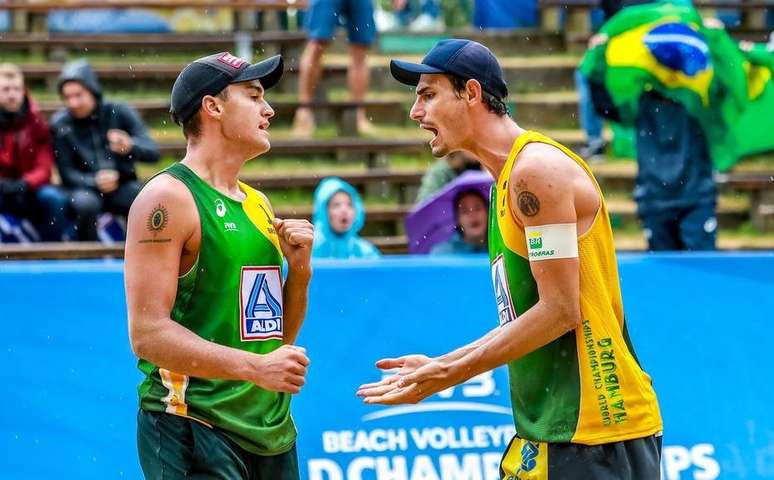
[0,254,773,478]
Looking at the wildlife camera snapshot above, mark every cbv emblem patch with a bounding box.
[239,267,283,341]
[491,254,517,326]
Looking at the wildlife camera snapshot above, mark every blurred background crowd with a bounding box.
[1,0,773,257]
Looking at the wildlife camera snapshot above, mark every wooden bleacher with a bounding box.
[244,169,773,233]
[2,165,770,260]
[37,98,407,136]
[718,173,774,230]
[35,94,579,137]
[540,0,773,36]
[0,31,308,61]
[18,60,581,94]
[1,0,306,10]
[158,138,428,167]
[2,0,309,32]
[0,236,406,260]
[152,131,600,163]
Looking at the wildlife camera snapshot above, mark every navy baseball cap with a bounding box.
[170,52,283,124]
[390,39,508,99]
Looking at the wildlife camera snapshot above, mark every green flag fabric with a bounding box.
[580,2,774,171]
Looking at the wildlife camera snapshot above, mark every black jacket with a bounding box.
[632,91,716,214]
[591,84,716,213]
[50,60,159,190]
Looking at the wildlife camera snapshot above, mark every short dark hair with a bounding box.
[446,74,508,116]
[454,188,488,216]
[180,88,229,141]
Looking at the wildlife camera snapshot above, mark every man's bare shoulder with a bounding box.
[511,142,595,194]
[130,174,193,215]
[508,142,586,221]
[511,140,599,225]
[126,173,197,243]
[512,142,579,181]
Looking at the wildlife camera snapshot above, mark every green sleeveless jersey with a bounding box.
[137,162,296,455]
[489,132,662,445]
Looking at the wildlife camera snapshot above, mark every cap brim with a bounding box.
[232,55,284,90]
[390,59,445,86]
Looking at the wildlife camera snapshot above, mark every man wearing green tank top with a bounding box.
[358,40,663,479]
[125,52,314,479]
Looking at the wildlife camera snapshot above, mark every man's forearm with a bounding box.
[448,301,578,383]
[282,268,311,345]
[436,327,500,364]
[132,317,255,381]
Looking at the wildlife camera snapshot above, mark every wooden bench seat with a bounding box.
[38,98,406,136]
[0,235,406,260]
[3,0,308,33]
[540,0,773,34]
[36,94,580,133]
[0,31,307,60]
[718,173,774,230]
[2,0,306,10]
[19,60,579,94]
[157,138,428,167]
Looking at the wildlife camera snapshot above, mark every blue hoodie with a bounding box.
[312,177,381,259]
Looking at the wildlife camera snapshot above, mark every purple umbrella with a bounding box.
[405,170,494,254]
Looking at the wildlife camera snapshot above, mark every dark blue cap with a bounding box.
[390,39,508,99]
[170,52,283,124]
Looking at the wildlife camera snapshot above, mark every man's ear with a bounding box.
[464,79,483,106]
[201,95,223,120]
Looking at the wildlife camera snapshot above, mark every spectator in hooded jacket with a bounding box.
[430,188,488,255]
[312,177,381,259]
[51,59,160,241]
[0,63,69,241]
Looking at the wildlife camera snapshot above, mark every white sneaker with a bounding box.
[408,14,444,32]
[374,9,400,32]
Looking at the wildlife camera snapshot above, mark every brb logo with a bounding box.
[239,266,283,341]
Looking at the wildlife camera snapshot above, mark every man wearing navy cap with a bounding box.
[125,52,314,479]
[359,40,664,479]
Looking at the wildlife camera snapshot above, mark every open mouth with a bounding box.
[421,124,439,144]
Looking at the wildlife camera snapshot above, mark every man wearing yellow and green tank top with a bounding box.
[125,52,314,479]
[359,39,664,479]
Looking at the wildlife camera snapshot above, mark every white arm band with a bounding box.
[525,223,579,261]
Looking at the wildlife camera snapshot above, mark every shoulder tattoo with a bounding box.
[517,191,540,217]
[147,204,169,232]
[138,204,172,244]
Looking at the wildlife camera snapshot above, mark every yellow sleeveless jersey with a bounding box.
[489,131,663,444]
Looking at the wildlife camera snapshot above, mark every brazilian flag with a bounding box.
[580,2,774,171]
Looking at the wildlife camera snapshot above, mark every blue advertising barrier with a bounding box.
[1,253,773,479]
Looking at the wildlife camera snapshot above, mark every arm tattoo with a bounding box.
[517,191,540,217]
[139,204,172,244]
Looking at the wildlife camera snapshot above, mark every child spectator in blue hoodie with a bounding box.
[312,177,381,259]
